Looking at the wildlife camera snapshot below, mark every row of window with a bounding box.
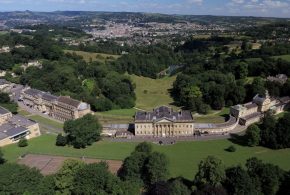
[136,124,193,128]
[136,131,192,135]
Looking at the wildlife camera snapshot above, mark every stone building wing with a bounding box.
[57,96,81,108]
[42,93,58,101]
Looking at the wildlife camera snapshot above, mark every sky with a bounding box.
[0,0,289,18]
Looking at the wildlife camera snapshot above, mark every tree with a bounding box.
[260,112,278,149]
[146,152,170,185]
[0,148,5,164]
[73,162,120,194]
[0,92,10,103]
[169,178,191,195]
[224,166,260,195]
[54,159,84,194]
[135,142,153,154]
[64,114,102,148]
[246,158,284,195]
[275,113,290,149]
[194,156,225,187]
[251,77,266,97]
[195,184,228,195]
[55,133,67,146]
[34,175,56,195]
[277,171,290,195]
[245,124,261,147]
[18,138,28,147]
[119,151,148,184]
[147,181,170,195]
[0,163,43,194]
[119,142,153,185]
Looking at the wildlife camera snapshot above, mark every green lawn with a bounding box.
[17,109,31,116]
[0,31,8,35]
[3,134,290,180]
[194,107,230,123]
[273,55,290,62]
[95,109,136,124]
[64,50,120,63]
[28,115,64,129]
[130,75,178,111]
[246,55,290,63]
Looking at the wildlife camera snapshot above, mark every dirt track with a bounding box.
[18,154,123,175]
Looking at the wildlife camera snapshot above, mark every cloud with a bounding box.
[231,0,245,4]
[187,0,204,5]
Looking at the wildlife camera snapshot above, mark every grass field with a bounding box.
[64,50,120,63]
[273,55,290,62]
[246,55,290,63]
[130,75,178,111]
[17,109,31,116]
[3,134,290,180]
[0,31,8,35]
[95,109,136,124]
[194,107,229,123]
[28,115,64,129]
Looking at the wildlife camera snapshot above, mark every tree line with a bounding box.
[245,112,290,149]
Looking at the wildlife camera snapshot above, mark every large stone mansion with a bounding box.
[20,88,91,121]
[134,91,290,137]
[135,106,194,137]
[0,106,41,147]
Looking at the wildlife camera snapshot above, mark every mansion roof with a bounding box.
[135,106,193,123]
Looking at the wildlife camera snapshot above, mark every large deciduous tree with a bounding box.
[73,162,121,194]
[54,159,85,194]
[246,157,284,195]
[146,152,170,185]
[194,156,226,188]
[245,124,261,147]
[63,114,102,148]
[224,166,260,195]
[0,163,43,194]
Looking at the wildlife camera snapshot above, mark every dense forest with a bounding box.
[0,32,136,111]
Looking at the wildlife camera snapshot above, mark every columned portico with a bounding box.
[152,123,175,137]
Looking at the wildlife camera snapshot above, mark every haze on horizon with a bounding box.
[0,0,289,18]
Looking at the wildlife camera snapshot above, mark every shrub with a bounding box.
[226,145,236,152]
[18,138,28,147]
[56,134,67,146]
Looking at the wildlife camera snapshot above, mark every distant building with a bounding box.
[267,74,288,85]
[134,106,194,137]
[0,70,6,77]
[0,46,10,53]
[20,60,42,70]
[21,88,91,121]
[0,107,40,147]
[230,91,290,126]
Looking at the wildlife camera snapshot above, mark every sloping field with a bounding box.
[64,50,120,63]
[130,75,178,111]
